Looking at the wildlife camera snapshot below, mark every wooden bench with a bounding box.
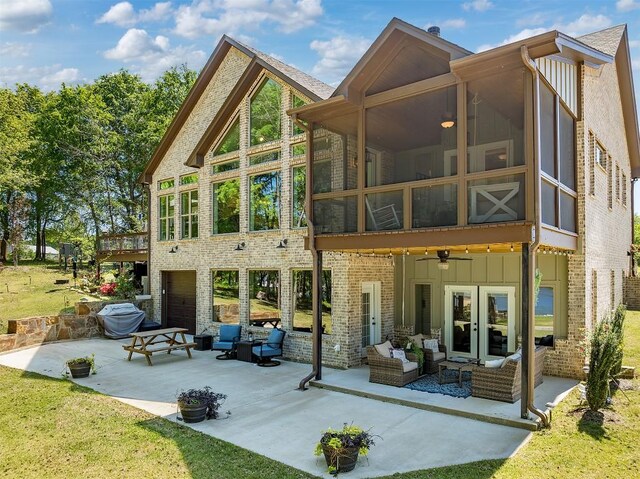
[123,327,196,366]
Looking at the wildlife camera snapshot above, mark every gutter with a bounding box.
[521,46,551,428]
[296,115,322,390]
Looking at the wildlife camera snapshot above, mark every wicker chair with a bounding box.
[471,346,546,403]
[367,345,419,387]
[407,333,447,374]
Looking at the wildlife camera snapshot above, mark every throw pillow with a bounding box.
[408,334,424,349]
[502,349,522,367]
[390,348,409,363]
[484,358,504,368]
[374,340,393,358]
[423,338,439,353]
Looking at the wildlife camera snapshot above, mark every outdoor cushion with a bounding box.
[408,334,424,349]
[431,352,446,362]
[219,325,241,342]
[374,340,393,358]
[402,361,419,373]
[484,358,505,368]
[252,344,282,357]
[212,342,234,351]
[423,338,439,353]
[502,349,522,367]
[266,328,286,345]
[390,349,409,363]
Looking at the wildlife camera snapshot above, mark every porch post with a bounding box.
[521,243,532,419]
[312,250,323,379]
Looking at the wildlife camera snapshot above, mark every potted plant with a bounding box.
[66,354,96,378]
[314,423,378,474]
[176,387,227,424]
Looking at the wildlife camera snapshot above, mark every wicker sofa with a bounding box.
[471,346,547,403]
[367,344,420,387]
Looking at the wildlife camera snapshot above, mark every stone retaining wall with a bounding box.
[0,298,153,354]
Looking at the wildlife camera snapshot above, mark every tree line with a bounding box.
[0,67,197,264]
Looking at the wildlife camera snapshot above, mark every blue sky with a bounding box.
[2,0,640,207]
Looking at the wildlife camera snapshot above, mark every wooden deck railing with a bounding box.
[97,232,148,259]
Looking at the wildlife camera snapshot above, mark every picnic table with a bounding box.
[123,327,196,366]
[249,317,281,328]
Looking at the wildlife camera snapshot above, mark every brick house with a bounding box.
[140,19,638,415]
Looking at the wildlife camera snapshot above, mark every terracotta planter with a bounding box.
[322,445,359,473]
[178,402,207,423]
[68,362,91,378]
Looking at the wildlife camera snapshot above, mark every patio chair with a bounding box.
[252,328,286,367]
[212,324,242,360]
[367,343,419,387]
[408,333,447,374]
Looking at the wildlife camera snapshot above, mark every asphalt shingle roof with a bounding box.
[577,24,626,56]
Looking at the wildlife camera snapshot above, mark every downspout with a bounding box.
[146,184,152,295]
[521,46,551,427]
[632,179,637,276]
[296,116,322,390]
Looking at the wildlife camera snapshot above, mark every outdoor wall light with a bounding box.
[169,246,178,253]
[276,239,288,249]
[234,242,246,251]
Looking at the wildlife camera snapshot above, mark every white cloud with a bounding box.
[0,0,52,33]
[0,42,31,57]
[629,40,640,48]
[174,0,323,39]
[476,14,613,52]
[310,35,371,85]
[441,18,466,29]
[104,29,169,60]
[103,28,206,81]
[462,0,494,12]
[97,1,173,27]
[517,12,547,27]
[0,64,81,91]
[617,0,640,12]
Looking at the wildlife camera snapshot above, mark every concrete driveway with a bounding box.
[0,338,532,478]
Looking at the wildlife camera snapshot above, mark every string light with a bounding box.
[543,248,547,254]
[486,245,491,253]
[510,244,514,252]
[424,249,428,255]
[465,246,469,254]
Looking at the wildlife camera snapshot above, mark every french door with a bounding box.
[361,281,381,356]
[444,285,516,362]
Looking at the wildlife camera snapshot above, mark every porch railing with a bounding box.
[97,232,148,255]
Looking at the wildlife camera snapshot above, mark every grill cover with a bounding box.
[97,303,145,339]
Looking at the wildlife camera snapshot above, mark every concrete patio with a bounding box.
[0,338,575,478]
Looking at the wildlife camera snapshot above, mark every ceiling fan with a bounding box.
[416,249,472,270]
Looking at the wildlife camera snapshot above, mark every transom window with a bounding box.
[250,78,282,146]
[212,179,240,234]
[180,173,198,186]
[249,149,280,166]
[158,179,174,190]
[158,195,175,241]
[250,171,280,231]
[211,159,240,174]
[180,190,198,239]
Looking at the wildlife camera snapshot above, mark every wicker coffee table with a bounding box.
[438,358,481,386]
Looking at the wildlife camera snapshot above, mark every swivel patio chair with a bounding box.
[212,324,242,360]
[252,328,286,367]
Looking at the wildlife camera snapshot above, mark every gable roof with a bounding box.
[579,25,640,178]
[139,36,332,183]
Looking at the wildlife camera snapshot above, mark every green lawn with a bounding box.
[0,262,98,334]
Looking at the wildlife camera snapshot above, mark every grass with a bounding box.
[0,367,312,479]
[0,261,97,334]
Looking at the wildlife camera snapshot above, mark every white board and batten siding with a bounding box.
[536,57,578,116]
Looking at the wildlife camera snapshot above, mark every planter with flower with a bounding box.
[65,354,96,378]
[314,423,378,474]
[176,387,227,424]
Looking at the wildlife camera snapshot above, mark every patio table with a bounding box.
[123,327,196,366]
[438,358,481,387]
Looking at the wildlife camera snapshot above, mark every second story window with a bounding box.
[158,195,175,241]
[212,179,240,234]
[250,171,280,231]
[250,78,282,146]
[214,118,240,156]
[595,142,606,170]
[292,165,307,228]
[181,190,198,239]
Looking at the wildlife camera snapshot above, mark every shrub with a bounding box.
[99,283,117,296]
[610,304,626,377]
[114,273,137,300]
[585,314,624,411]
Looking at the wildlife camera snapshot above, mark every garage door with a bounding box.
[162,271,196,334]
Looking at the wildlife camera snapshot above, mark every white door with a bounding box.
[444,285,478,358]
[479,286,516,361]
[361,281,381,356]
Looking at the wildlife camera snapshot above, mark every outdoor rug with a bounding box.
[404,370,472,398]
